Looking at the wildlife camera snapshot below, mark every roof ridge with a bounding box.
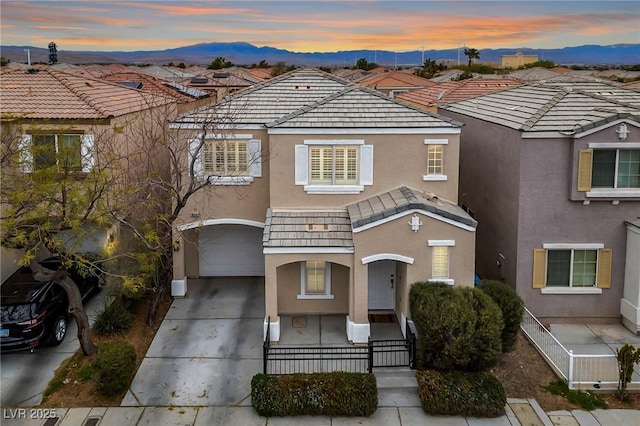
[48,69,114,117]
[573,88,640,110]
[521,89,567,131]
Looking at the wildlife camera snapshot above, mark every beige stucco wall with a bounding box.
[264,252,354,319]
[172,128,271,280]
[276,262,350,315]
[353,212,476,319]
[267,132,460,208]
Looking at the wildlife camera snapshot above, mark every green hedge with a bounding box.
[478,280,524,352]
[251,372,378,417]
[409,282,503,371]
[95,341,137,397]
[417,370,506,417]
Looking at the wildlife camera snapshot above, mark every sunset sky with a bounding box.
[1,1,638,53]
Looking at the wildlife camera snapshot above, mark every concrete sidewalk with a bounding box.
[2,399,639,426]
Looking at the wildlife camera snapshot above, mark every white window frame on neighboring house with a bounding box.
[295,140,373,194]
[427,240,455,285]
[298,260,334,299]
[532,243,612,294]
[189,136,261,185]
[423,139,448,182]
[577,145,640,198]
[19,133,94,173]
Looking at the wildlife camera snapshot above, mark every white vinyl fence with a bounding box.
[521,307,640,391]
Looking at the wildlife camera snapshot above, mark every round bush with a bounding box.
[95,341,137,397]
[409,282,503,371]
[478,280,524,352]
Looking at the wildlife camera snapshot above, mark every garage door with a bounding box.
[198,225,265,276]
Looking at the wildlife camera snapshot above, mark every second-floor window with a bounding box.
[427,145,443,175]
[309,146,358,185]
[423,138,448,182]
[295,140,373,194]
[592,149,640,189]
[203,140,249,176]
[19,133,93,173]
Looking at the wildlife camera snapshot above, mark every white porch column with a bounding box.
[171,228,187,297]
[621,219,640,335]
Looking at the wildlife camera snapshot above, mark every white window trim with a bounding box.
[543,243,603,250]
[427,278,455,285]
[586,147,640,195]
[428,240,456,247]
[424,139,449,145]
[424,141,447,181]
[305,139,365,146]
[297,141,372,194]
[423,174,447,181]
[542,245,601,289]
[541,287,602,295]
[211,176,254,185]
[298,261,334,299]
[588,143,640,149]
[303,184,364,194]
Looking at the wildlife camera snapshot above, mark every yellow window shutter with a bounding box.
[532,249,547,288]
[577,149,593,192]
[597,248,612,289]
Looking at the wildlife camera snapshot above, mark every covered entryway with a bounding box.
[368,260,395,310]
[198,224,264,276]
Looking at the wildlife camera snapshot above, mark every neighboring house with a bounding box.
[170,68,476,343]
[439,81,640,333]
[0,67,177,277]
[501,52,539,69]
[356,70,436,98]
[396,78,522,113]
[181,71,254,98]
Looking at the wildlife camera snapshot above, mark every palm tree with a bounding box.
[464,48,480,68]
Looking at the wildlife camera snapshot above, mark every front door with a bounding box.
[368,260,395,310]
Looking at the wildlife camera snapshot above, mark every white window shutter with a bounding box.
[81,134,95,172]
[248,139,262,177]
[189,138,203,178]
[360,144,374,185]
[295,144,308,185]
[18,134,33,173]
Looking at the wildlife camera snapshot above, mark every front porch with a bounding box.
[277,314,404,347]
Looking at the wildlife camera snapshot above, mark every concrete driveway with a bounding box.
[122,278,265,407]
[1,289,108,406]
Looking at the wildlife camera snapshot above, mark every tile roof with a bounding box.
[101,71,207,103]
[357,71,435,89]
[266,86,461,129]
[173,68,352,126]
[347,186,477,230]
[396,78,522,107]
[440,81,640,134]
[263,209,353,248]
[1,68,174,120]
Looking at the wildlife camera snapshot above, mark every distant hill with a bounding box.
[1,42,638,67]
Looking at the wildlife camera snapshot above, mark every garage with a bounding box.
[198,224,265,276]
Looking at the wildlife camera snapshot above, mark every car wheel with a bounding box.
[49,316,68,346]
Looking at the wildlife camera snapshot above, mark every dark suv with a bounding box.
[0,257,102,353]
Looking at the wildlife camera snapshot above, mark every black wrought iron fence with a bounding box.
[263,317,417,374]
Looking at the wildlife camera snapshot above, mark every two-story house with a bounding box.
[439,81,640,334]
[170,68,477,343]
[1,67,177,281]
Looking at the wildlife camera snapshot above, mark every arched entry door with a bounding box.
[368,260,395,310]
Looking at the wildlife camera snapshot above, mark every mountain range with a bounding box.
[1,42,638,67]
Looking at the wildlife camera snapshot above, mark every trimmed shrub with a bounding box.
[251,372,377,417]
[95,341,137,397]
[458,287,503,371]
[417,369,506,417]
[409,282,503,371]
[94,298,133,334]
[478,280,524,352]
